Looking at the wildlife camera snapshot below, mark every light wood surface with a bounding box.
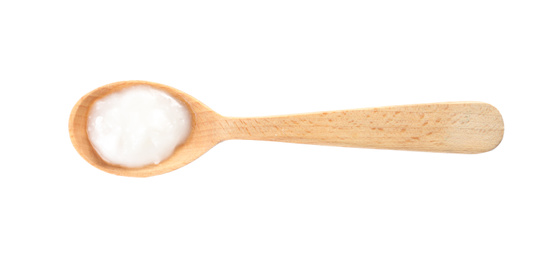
[223,102,503,153]
[69,81,504,177]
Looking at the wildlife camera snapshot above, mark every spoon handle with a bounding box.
[223,102,503,153]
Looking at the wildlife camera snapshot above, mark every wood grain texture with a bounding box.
[221,102,504,154]
[70,81,504,177]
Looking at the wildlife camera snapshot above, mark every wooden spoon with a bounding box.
[69,80,504,177]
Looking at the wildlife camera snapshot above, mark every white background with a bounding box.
[0,1,554,259]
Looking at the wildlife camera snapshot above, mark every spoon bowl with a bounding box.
[69,80,225,177]
[70,80,504,177]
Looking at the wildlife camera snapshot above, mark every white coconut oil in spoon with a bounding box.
[87,85,191,168]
